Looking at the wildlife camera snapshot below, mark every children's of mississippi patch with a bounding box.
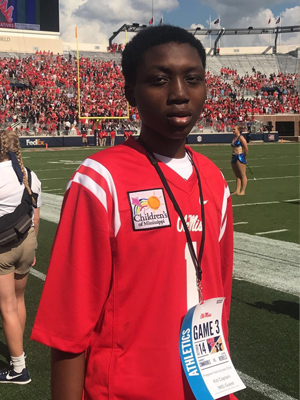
[128,188,171,231]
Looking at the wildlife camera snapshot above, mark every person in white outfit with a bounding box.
[0,128,41,384]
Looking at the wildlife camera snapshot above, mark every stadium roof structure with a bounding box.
[109,24,300,56]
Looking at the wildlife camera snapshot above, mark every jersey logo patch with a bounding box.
[128,188,171,231]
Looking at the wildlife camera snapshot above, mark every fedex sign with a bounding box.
[26,139,45,146]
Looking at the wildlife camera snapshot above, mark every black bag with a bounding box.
[0,168,36,246]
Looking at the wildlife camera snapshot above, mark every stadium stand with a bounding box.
[0,50,298,137]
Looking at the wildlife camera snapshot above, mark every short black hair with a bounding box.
[122,25,206,84]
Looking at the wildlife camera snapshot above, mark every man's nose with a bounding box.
[167,77,189,104]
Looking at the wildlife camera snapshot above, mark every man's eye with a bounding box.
[150,76,168,85]
[186,76,202,83]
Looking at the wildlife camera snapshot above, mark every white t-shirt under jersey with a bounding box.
[153,152,193,180]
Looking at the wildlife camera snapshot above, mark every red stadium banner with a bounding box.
[0,0,14,23]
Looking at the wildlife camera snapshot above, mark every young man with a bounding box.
[31,25,236,400]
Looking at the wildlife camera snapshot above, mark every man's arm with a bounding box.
[51,349,85,400]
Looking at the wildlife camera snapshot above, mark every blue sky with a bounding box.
[60,0,299,47]
[162,0,298,29]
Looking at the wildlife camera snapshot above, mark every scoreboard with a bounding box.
[0,0,59,32]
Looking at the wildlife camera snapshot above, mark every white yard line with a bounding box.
[222,163,299,170]
[211,155,300,163]
[40,177,70,181]
[35,167,77,172]
[256,229,288,235]
[237,371,297,400]
[43,188,63,192]
[284,198,300,203]
[251,155,300,160]
[233,231,299,296]
[40,192,63,224]
[232,199,297,207]
[233,222,248,225]
[227,175,299,183]
[233,200,279,207]
[30,268,46,281]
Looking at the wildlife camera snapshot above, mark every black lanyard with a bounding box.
[138,139,206,291]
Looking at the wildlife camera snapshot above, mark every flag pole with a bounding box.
[152,0,154,25]
[209,15,211,49]
[219,15,221,48]
[75,26,81,120]
[279,13,282,47]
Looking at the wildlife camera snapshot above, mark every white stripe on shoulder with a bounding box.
[219,184,230,242]
[72,172,108,209]
[67,158,121,236]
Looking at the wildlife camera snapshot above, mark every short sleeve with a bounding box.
[31,181,113,353]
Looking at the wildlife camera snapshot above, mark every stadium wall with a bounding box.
[63,42,107,53]
[218,45,299,55]
[254,114,300,140]
[18,132,278,149]
[0,30,63,54]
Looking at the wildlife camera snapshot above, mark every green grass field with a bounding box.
[0,141,299,399]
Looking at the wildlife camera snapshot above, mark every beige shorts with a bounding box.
[0,227,37,275]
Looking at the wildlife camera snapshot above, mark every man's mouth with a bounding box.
[167,111,192,127]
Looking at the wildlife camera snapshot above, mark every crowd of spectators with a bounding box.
[108,43,124,53]
[0,52,298,136]
[200,69,299,132]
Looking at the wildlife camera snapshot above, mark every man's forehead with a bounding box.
[137,44,203,75]
[141,42,203,66]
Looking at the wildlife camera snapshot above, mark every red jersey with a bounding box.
[31,137,236,400]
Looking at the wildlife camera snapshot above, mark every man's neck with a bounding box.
[138,134,186,159]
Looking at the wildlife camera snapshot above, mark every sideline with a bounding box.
[227,175,299,183]
[233,231,299,296]
[232,199,300,208]
[237,371,297,400]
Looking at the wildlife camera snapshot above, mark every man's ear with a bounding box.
[124,82,137,107]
